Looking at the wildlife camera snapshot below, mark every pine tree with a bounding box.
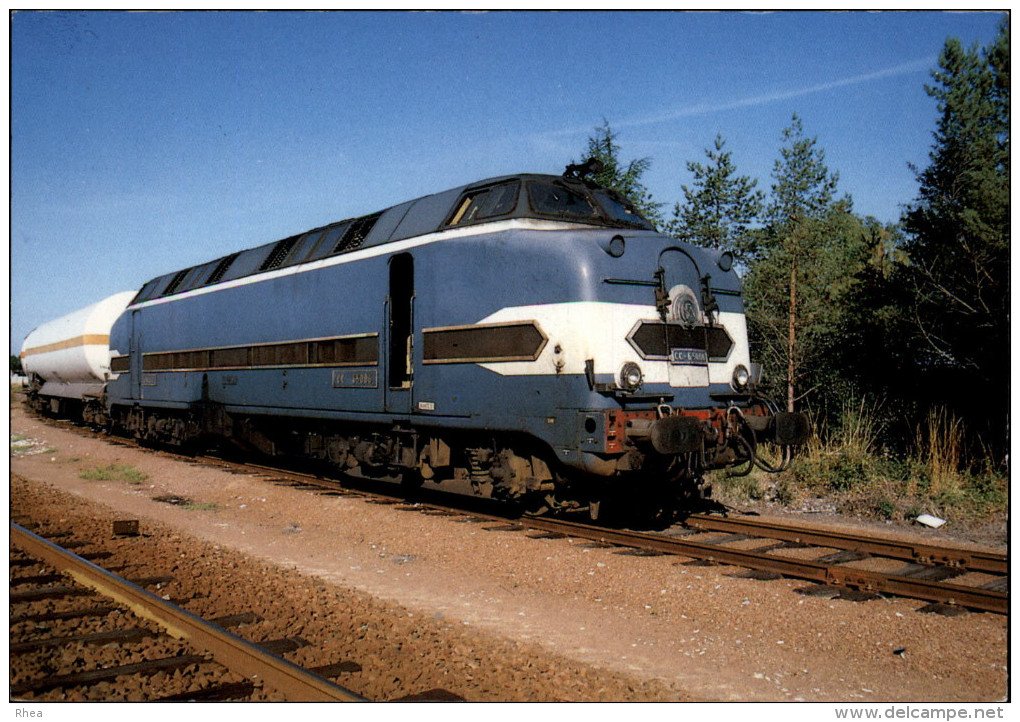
[743,115,845,412]
[667,134,763,258]
[900,21,1009,445]
[577,121,663,227]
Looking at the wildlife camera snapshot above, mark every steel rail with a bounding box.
[10,523,365,702]
[516,517,1008,615]
[684,514,1007,575]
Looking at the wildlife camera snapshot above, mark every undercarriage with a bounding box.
[98,396,807,519]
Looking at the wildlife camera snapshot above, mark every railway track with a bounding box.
[523,516,1008,615]
[209,456,1009,616]
[22,410,1010,617]
[10,522,364,701]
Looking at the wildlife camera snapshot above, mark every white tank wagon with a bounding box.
[21,291,136,418]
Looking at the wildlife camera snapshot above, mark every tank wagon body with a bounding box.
[21,291,137,421]
[31,166,809,515]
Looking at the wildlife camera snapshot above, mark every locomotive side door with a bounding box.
[130,310,142,401]
[385,253,414,415]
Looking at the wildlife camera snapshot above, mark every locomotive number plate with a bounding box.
[670,348,708,366]
[332,369,378,388]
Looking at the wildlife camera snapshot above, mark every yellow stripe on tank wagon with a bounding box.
[20,334,111,358]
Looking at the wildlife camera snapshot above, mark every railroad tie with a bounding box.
[391,688,466,702]
[10,605,120,625]
[980,577,1008,593]
[896,565,967,582]
[10,653,209,697]
[814,549,870,564]
[157,681,259,701]
[10,573,65,587]
[10,612,260,654]
[10,627,155,654]
[917,603,969,617]
[615,547,665,557]
[154,661,360,702]
[10,585,96,602]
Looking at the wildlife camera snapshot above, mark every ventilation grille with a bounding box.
[160,269,189,297]
[205,253,239,286]
[260,237,299,272]
[332,213,381,254]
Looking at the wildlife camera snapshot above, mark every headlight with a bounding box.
[620,362,643,391]
[731,364,750,392]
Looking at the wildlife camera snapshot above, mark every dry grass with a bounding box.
[775,397,1006,522]
[836,396,882,458]
[915,407,964,502]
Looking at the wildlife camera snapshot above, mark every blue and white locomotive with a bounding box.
[29,162,809,516]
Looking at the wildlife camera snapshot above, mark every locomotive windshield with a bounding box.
[527,182,600,221]
[524,180,654,230]
[591,189,654,230]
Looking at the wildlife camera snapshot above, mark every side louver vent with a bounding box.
[205,253,240,287]
[260,237,300,272]
[332,213,381,254]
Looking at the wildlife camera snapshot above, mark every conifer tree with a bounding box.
[667,134,763,258]
[577,120,663,227]
[743,115,846,412]
[900,21,1009,445]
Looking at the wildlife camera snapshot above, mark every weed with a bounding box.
[836,396,882,458]
[834,451,878,491]
[182,502,218,512]
[875,497,896,520]
[79,464,148,485]
[771,477,796,506]
[715,473,763,503]
[966,472,1007,508]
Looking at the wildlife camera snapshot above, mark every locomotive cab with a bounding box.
[407,162,811,511]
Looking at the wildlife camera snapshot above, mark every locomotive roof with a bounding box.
[131,172,655,305]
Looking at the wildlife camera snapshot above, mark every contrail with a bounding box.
[544,57,935,138]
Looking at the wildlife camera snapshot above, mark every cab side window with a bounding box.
[446,181,520,227]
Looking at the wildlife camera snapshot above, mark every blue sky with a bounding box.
[10,10,1006,353]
